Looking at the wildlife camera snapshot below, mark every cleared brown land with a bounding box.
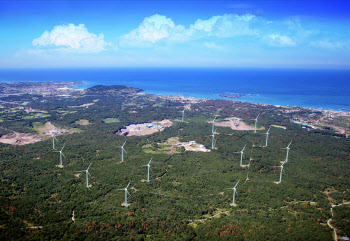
[214,117,259,131]
[116,119,173,136]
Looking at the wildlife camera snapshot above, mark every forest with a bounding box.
[0,84,349,240]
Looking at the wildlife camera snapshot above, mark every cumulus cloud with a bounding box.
[119,14,189,47]
[266,34,296,47]
[32,24,108,53]
[191,14,256,37]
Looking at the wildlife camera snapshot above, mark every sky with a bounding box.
[0,0,350,69]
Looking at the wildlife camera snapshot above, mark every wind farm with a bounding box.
[0,83,348,241]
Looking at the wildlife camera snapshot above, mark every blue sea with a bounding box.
[0,68,349,111]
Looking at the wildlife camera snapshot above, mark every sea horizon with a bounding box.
[0,67,349,111]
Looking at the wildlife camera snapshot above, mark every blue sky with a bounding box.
[0,0,349,68]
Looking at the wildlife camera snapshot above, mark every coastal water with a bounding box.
[0,68,349,111]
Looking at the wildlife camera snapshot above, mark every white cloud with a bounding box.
[191,14,256,37]
[119,13,257,47]
[32,24,108,53]
[204,42,224,50]
[310,40,348,49]
[119,14,189,47]
[266,34,296,47]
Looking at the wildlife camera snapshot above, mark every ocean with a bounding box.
[0,68,349,111]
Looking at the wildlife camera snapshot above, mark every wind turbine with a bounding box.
[273,163,285,183]
[142,157,152,182]
[181,108,185,122]
[253,114,260,133]
[226,180,240,207]
[208,129,216,149]
[118,141,127,163]
[282,141,292,163]
[263,126,272,147]
[53,144,65,168]
[75,163,92,188]
[235,145,246,167]
[51,133,58,149]
[118,181,131,207]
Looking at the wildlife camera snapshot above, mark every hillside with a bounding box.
[0,83,349,240]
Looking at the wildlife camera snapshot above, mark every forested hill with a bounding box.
[85,85,143,95]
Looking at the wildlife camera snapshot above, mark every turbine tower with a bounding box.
[235,145,246,167]
[209,129,216,149]
[181,108,185,122]
[142,157,153,182]
[226,180,240,207]
[51,133,58,149]
[211,116,217,133]
[282,141,292,163]
[118,141,127,163]
[53,144,65,168]
[75,163,92,188]
[254,114,260,133]
[263,126,272,147]
[273,163,285,183]
[118,181,131,207]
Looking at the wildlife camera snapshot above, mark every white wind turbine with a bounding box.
[263,126,272,147]
[235,145,246,167]
[208,128,217,149]
[51,133,58,149]
[118,141,127,163]
[273,163,285,183]
[181,108,185,122]
[53,144,65,168]
[226,180,240,207]
[118,181,131,207]
[142,157,152,182]
[75,163,92,188]
[282,141,292,163]
[253,114,260,133]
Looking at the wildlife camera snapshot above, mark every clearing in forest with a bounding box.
[143,137,210,155]
[116,119,173,136]
[214,117,263,131]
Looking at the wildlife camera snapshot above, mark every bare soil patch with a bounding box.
[116,119,173,136]
[214,117,259,131]
[144,137,210,154]
[0,132,42,145]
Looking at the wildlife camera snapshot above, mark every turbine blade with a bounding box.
[123,141,126,147]
[61,144,65,151]
[287,141,292,148]
[242,144,246,151]
[117,188,124,191]
[148,157,153,165]
[123,148,127,153]
[225,188,234,190]
[75,170,84,173]
[234,180,240,188]
[61,152,66,158]
[126,181,131,189]
[127,191,132,197]
[87,162,92,170]
[54,136,58,141]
